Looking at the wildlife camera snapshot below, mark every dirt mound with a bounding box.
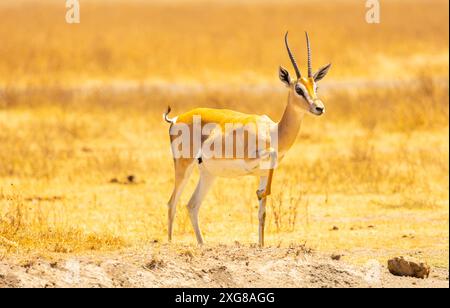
[0,244,448,288]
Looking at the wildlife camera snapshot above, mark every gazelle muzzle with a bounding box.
[311,99,325,116]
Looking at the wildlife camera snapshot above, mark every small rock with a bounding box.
[331,254,342,261]
[330,226,339,231]
[388,257,430,279]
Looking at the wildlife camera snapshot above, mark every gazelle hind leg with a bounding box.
[257,176,268,247]
[167,159,194,242]
[187,170,215,245]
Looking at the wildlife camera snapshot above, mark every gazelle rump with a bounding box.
[164,32,331,247]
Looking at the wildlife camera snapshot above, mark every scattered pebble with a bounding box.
[331,254,342,261]
[109,175,142,185]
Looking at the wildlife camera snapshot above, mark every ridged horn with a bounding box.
[305,32,312,78]
[284,32,301,79]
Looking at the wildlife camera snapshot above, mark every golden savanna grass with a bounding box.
[0,0,448,268]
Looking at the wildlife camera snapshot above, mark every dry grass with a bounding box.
[0,0,448,86]
[0,0,448,268]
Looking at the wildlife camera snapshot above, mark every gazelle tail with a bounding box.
[163,106,175,124]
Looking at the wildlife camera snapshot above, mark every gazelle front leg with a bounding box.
[256,176,269,247]
[256,148,277,247]
[256,148,277,201]
[187,169,215,245]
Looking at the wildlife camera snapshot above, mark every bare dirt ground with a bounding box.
[1,244,448,288]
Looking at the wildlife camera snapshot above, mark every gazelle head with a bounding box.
[279,32,331,116]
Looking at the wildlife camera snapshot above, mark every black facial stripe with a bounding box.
[295,84,305,98]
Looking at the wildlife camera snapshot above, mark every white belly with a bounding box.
[201,158,265,177]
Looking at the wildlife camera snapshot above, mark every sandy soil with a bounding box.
[0,244,448,288]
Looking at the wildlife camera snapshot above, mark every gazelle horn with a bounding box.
[305,32,312,78]
[284,32,301,79]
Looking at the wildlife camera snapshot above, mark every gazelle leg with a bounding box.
[257,176,268,247]
[265,168,274,196]
[187,170,215,245]
[256,150,277,247]
[256,149,277,200]
[167,159,194,242]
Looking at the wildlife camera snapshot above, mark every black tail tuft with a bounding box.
[163,106,173,123]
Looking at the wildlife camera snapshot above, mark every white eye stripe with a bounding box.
[296,83,307,94]
[296,83,319,105]
[296,83,311,100]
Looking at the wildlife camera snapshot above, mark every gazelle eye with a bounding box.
[295,84,304,97]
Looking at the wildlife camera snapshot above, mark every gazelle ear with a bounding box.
[313,63,331,82]
[279,66,291,87]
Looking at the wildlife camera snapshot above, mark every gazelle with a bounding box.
[164,32,331,247]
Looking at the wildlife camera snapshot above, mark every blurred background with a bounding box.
[0,0,448,268]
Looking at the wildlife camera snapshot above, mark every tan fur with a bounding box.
[165,33,329,247]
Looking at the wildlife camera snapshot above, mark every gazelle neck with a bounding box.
[277,92,305,155]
